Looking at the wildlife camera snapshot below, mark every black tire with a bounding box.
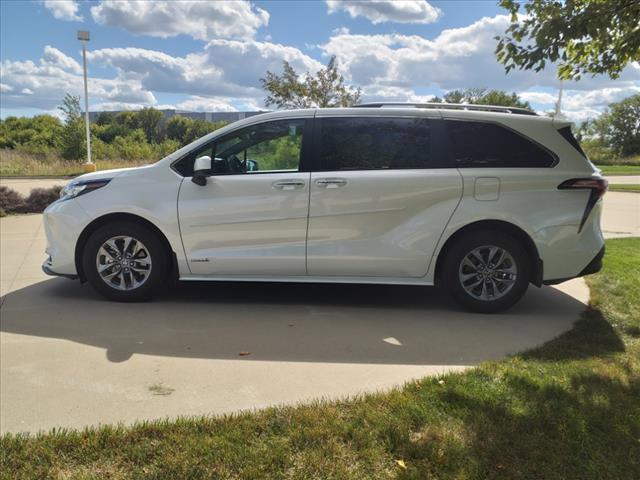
[82,222,169,301]
[441,231,530,313]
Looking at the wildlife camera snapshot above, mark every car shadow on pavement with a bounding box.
[1,278,586,365]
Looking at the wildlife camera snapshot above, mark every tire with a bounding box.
[441,231,530,313]
[82,222,169,301]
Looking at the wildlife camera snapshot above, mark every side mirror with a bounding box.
[192,156,211,186]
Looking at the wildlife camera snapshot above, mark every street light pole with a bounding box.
[77,30,95,172]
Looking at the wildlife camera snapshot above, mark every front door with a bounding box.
[178,118,312,275]
[307,115,463,278]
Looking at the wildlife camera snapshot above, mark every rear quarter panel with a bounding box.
[426,113,603,283]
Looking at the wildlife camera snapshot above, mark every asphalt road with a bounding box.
[0,184,637,434]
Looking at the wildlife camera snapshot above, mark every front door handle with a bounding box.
[272,179,306,190]
[315,177,348,188]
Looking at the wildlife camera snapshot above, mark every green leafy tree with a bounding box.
[0,115,63,152]
[166,116,194,145]
[496,0,640,80]
[137,107,164,143]
[598,95,640,157]
[58,93,85,160]
[433,88,532,109]
[95,112,115,126]
[115,111,140,131]
[261,55,361,109]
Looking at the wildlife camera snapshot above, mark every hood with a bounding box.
[71,165,149,183]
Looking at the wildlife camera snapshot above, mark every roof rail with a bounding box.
[351,102,538,116]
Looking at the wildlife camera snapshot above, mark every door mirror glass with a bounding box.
[192,155,211,186]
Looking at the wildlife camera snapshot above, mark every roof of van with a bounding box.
[237,104,553,125]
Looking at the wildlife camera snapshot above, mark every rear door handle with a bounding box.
[272,179,306,190]
[315,177,348,188]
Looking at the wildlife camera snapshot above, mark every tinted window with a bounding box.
[173,119,305,176]
[318,117,446,171]
[446,120,556,168]
[558,126,587,158]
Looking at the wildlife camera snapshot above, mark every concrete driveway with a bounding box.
[1,187,637,434]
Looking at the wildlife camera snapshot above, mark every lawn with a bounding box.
[596,164,640,176]
[609,184,640,193]
[1,238,639,480]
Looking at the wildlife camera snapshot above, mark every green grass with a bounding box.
[596,164,640,175]
[609,184,640,193]
[1,239,639,480]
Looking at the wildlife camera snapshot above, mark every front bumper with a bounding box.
[42,198,91,277]
[42,261,78,280]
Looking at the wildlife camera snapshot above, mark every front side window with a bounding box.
[173,119,305,176]
[446,120,556,167]
[318,117,446,171]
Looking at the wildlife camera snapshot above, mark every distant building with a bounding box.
[88,109,267,123]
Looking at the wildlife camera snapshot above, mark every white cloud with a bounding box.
[175,97,239,112]
[42,45,83,74]
[43,0,83,21]
[360,85,436,103]
[326,0,441,24]
[0,83,14,93]
[91,0,269,40]
[519,92,557,105]
[87,40,322,100]
[1,47,156,111]
[321,15,640,93]
[521,86,640,122]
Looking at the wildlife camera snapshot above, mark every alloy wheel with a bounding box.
[95,235,152,291]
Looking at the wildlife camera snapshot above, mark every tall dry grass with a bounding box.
[0,149,151,177]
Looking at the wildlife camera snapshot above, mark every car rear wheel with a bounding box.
[83,222,168,301]
[442,231,530,313]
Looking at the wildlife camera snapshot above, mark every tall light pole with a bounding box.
[77,30,95,172]
[555,79,564,119]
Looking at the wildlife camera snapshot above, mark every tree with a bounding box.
[433,88,531,109]
[598,95,640,157]
[0,115,63,152]
[58,94,85,160]
[260,55,361,109]
[496,0,640,80]
[166,116,193,144]
[137,107,164,143]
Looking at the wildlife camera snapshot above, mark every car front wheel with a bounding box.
[82,222,168,301]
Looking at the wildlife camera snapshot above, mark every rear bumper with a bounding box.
[543,245,604,285]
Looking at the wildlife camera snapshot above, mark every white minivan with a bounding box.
[43,103,606,312]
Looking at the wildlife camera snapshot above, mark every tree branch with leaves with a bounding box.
[260,56,361,109]
[495,0,640,80]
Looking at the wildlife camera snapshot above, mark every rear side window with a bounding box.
[446,120,556,168]
[558,126,587,158]
[317,117,448,171]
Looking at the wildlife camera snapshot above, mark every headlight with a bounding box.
[60,179,111,201]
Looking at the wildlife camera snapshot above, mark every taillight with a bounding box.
[558,178,608,232]
[558,178,608,197]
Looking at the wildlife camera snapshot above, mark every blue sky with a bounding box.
[1,1,638,121]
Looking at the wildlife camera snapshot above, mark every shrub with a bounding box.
[0,185,62,214]
[0,186,26,213]
[24,186,62,212]
[0,207,6,217]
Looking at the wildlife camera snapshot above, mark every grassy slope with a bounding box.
[597,164,640,175]
[609,184,640,193]
[1,239,639,480]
